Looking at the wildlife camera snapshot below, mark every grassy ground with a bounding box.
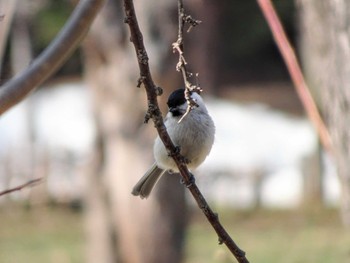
[186,208,350,263]
[0,205,349,263]
[0,205,84,263]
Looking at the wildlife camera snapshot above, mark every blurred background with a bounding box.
[1,0,349,262]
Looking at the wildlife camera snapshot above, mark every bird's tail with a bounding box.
[131,163,165,199]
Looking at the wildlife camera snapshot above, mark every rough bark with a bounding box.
[298,0,350,226]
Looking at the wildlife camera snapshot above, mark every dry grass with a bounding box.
[0,205,84,263]
[186,208,350,263]
[1,205,349,263]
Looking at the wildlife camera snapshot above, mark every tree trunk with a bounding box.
[298,0,350,226]
[302,140,324,207]
[0,0,17,74]
[82,0,187,262]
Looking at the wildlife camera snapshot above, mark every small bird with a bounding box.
[132,88,215,199]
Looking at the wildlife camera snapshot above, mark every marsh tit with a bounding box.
[132,88,215,199]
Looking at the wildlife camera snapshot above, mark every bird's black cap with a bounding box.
[167,89,186,109]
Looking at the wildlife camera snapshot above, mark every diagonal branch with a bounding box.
[123,1,249,262]
[256,0,332,154]
[0,0,106,116]
[0,178,42,197]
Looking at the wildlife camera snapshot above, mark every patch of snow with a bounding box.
[0,84,340,207]
[196,98,339,208]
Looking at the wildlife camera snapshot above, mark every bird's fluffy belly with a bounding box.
[153,112,214,171]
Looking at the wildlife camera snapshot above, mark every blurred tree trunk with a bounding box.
[10,3,32,74]
[82,1,187,262]
[302,140,323,207]
[298,0,350,226]
[0,0,17,74]
[10,2,46,205]
[185,1,223,94]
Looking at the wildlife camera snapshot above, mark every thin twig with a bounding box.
[172,0,202,123]
[0,0,106,116]
[0,178,42,197]
[257,0,332,154]
[123,1,249,262]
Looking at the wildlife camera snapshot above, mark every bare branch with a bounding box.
[0,0,106,116]
[172,0,202,123]
[0,178,42,197]
[257,0,333,154]
[123,1,249,262]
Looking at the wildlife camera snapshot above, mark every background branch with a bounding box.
[256,0,332,154]
[0,178,42,197]
[123,0,249,262]
[0,0,106,116]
